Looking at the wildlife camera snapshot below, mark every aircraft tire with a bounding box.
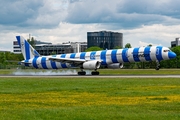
[156,67,160,70]
[78,71,86,75]
[91,71,99,75]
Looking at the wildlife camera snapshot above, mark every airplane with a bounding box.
[16,36,177,75]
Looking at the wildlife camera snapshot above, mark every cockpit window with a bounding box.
[163,50,170,52]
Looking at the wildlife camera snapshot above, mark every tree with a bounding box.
[6,52,24,63]
[125,43,132,48]
[0,52,6,65]
[85,46,103,52]
[148,44,152,47]
[27,37,36,48]
[171,46,180,56]
[170,46,180,68]
[51,51,56,55]
[160,46,180,68]
[114,46,122,49]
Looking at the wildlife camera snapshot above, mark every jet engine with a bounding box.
[82,60,101,69]
[107,63,123,69]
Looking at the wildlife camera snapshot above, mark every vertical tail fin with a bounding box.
[16,36,40,60]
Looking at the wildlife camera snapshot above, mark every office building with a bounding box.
[87,31,123,49]
[13,40,51,54]
[13,41,21,54]
[70,42,87,53]
[13,40,76,55]
[171,38,180,47]
[35,44,73,55]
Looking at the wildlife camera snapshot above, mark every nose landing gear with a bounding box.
[156,60,160,70]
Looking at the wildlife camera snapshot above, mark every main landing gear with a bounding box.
[78,71,86,75]
[156,60,160,70]
[91,71,99,75]
[78,69,99,75]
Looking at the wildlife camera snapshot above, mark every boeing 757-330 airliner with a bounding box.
[16,36,176,75]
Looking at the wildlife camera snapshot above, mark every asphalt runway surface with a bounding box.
[1,74,180,78]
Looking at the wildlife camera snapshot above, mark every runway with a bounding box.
[1,74,180,78]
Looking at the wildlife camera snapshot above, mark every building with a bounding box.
[171,38,180,47]
[13,40,51,54]
[13,41,21,54]
[35,40,51,45]
[35,44,73,55]
[79,42,87,52]
[87,31,123,49]
[70,42,87,53]
[13,40,74,55]
[34,41,74,55]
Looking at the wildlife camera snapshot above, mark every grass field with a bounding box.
[0,77,179,120]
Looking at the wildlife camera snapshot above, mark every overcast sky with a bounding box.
[1,0,180,52]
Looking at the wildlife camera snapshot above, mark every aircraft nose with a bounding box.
[168,52,177,59]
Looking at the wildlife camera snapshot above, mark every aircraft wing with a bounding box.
[48,57,102,67]
[48,57,86,65]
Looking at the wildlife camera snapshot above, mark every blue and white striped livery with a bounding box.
[16,36,177,75]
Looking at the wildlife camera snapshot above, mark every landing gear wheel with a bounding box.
[155,60,160,70]
[156,67,160,70]
[78,71,86,75]
[91,71,99,75]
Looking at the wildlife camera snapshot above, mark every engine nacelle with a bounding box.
[83,60,101,69]
[107,63,123,69]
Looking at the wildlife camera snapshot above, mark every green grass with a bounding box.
[0,69,14,74]
[0,77,179,120]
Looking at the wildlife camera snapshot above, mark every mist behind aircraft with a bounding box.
[13,69,91,76]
